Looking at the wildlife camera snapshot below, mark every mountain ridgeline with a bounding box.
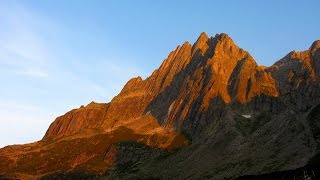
[1,33,320,179]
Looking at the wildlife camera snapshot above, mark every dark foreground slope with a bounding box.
[1,33,320,179]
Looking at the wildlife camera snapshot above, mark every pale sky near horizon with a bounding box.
[0,0,319,147]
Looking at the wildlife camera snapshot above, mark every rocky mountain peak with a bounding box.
[2,33,320,179]
[310,40,320,53]
[215,33,234,43]
[309,40,320,55]
[310,40,320,77]
[192,32,209,55]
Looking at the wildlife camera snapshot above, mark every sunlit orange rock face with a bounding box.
[143,33,279,133]
[44,33,280,139]
[1,33,320,179]
[44,102,109,138]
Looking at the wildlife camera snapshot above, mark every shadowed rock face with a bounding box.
[1,32,320,179]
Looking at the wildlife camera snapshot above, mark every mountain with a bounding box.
[1,33,320,179]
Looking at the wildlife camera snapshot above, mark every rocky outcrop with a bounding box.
[1,32,320,179]
[44,101,108,138]
[268,42,320,112]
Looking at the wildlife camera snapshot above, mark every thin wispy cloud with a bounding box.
[0,3,51,79]
[16,68,48,78]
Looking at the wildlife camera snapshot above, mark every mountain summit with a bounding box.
[1,33,320,179]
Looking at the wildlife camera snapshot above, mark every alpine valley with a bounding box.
[1,33,320,180]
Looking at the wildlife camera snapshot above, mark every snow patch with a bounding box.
[242,114,251,119]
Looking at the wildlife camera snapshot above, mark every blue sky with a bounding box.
[0,0,319,147]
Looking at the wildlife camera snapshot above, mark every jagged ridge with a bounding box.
[0,32,320,179]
